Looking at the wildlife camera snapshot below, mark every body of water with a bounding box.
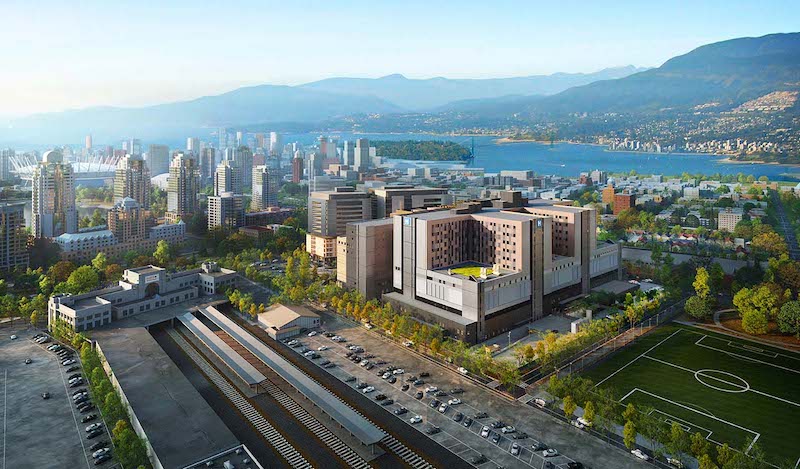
[285,132,800,181]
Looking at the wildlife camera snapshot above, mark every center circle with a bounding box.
[694,369,750,393]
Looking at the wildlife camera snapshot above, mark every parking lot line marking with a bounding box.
[56,350,92,469]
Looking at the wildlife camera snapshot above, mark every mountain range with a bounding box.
[443,33,800,116]
[0,67,645,144]
[3,32,798,145]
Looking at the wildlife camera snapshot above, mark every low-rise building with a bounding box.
[257,303,320,339]
[718,207,744,232]
[48,262,237,331]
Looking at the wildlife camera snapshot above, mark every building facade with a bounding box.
[114,154,151,208]
[208,192,245,232]
[307,187,372,262]
[32,150,78,238]
[146,144,170,175]
[48,262,237,332]
[0,201,29,270]
[166,152,201,223]
[252,165,280,211]
[336,218,394,300]
[370,185,453,218]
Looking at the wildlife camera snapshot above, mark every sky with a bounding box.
[2,0,798,118]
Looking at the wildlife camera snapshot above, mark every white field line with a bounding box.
[694,336,800,375]
[681,327,800,362]
[649,409,713,438]
[644,355,800,408]
[594,329,682,387]
[621,388,761,454]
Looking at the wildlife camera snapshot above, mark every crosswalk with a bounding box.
[166,329,313,469]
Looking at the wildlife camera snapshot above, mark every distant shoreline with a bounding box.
[715,157,800,168]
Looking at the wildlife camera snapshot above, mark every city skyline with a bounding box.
[2,0,799,117]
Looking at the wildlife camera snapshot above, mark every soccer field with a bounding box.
[583,324,800,467]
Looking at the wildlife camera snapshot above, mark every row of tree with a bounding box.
[50,322,150,469]
[547,374,774,469]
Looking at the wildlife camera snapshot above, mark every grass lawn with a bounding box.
[450,265,493,277]
[583,324,800,466]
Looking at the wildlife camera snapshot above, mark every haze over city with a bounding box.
[2,0,799,117]
[1,3,800,469]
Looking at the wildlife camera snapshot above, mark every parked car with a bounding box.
[362,386,375,394]
[92,448,110,459]
[490,420,504,429]
[345,376,356,382]
[429,399,440,408]
[89,440,108,452]
[462,417,473,428]
[414,391,423,399]
[24,358,32,364]
[81,414,97,423]
[577,417,592,427]
[80,404,95,413]
[74,395,90,405]
[533,398,547,408]
[94,453,112,465]
[66,366,80,372]
[323,363,336,369]
[62,359,76,366]
[393,407,408,415]
[85,423,103,433]
[41,392,50,400]
[375,394,387,401]
[392,369,405,375]
[413,379,424,386]
[425,425,441,435]
[511,443,521,456]
[450,388,464,394]
[501,425,516,434]
[448,398,461,405]
[452,412,463,422]
[491,432,500,444]
[470,454,487,465]
[86,428,103,439]
[480,426,490,438]
[418,372,430,378]
[474,412,488,419]
[307,331,317,337]
[356,382,368,389]
[566,463,584,469]
[438,403,448,413]
[531,442,547,451]
[70,380,84,388]
[317,346,328,351]
[543,448,559,458]
[666,458,684,468]
[512,432,528,440]
[401,384,409,391]
[409,415,422,424]
[425,386,438,393]
[68,373,82,380]
[381,399,394,406]
[631,449,650,461]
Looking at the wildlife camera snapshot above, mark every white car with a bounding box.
[457,367,468,375]
[425,386,438,393]
[631,449,650,461]
[543,448,558,457]
[92,448,110,459]
[667,457,684,468]
[501,425,515,434]
[448,398,462,406]
[392,369,405,375]
[577,417,592,427]
[303,351,315,357]
[317,346,328,351]
[409,415,422,424]
[510,443,521,456]
[287,340,298,346]
[438,403,448,413]
[362,386,375,393]
[382,372,393,379]
[307,331,317,337]
[480,426,490,438]
[85,423,103,433]
[10,335,17,340]
[62,359,76,366]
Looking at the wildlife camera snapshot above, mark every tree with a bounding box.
[694,267,711,299]
[64,266,100,294]
[91,252,108,271]
[623,420,637,449]
[751,232,788,257]
[741,308,769,335]
[48,260,77,284]
[105,264,123,282]
[716,443,734,468]
[698,454,718,469]
[777,301,800,338]
[153,240,172,266]
[667,422,689,464]
[583,401,596,423]
[690,431,710,458]
[29,311,39,327]
[685,295,713,321]
[622,402,637,424]
[562,395,577,418]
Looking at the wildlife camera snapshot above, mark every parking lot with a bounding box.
[289,310,642,469]
[0,326,114,469]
